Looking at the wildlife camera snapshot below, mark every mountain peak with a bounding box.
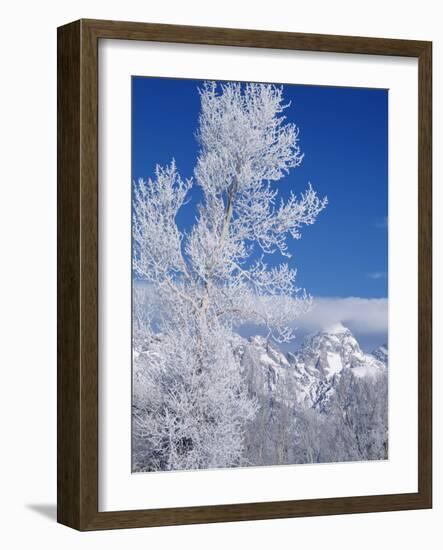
[322,322,349,334]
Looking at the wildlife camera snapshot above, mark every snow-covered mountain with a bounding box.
[134,325,387,414]
[133,324,388,469]
[239,324,387,411]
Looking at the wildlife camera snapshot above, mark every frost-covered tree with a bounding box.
[289,371,388,465]
[132,81,327,471]
[327,370,388,461]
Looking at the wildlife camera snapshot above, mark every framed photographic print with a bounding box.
[57,19,432,530]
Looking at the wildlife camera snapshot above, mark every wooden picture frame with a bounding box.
[57,18,432,530]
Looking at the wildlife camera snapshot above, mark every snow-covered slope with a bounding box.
[239,325,387,411]
[239,335,295,402]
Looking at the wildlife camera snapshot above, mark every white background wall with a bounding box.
[0,0,440,547]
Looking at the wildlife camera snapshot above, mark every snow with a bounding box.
[352,365,380,379]
[326,351,343,376]
[133,319,388,469]
[259,353,278,367]
[323,322,348,334]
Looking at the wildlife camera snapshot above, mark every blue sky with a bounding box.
[132,77,388,349]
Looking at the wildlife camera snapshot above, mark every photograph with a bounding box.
[131,77,389,473]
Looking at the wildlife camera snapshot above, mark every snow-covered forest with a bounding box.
[131,81,388,472]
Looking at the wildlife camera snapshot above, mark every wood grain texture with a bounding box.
[82,18,429,56]
[57,20,81,528]
[417,42,432,506]
[57,19,432,531]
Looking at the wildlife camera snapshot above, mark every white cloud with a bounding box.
[134,281,388,350]
[366,271,387,280]
[294,296,388,335]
